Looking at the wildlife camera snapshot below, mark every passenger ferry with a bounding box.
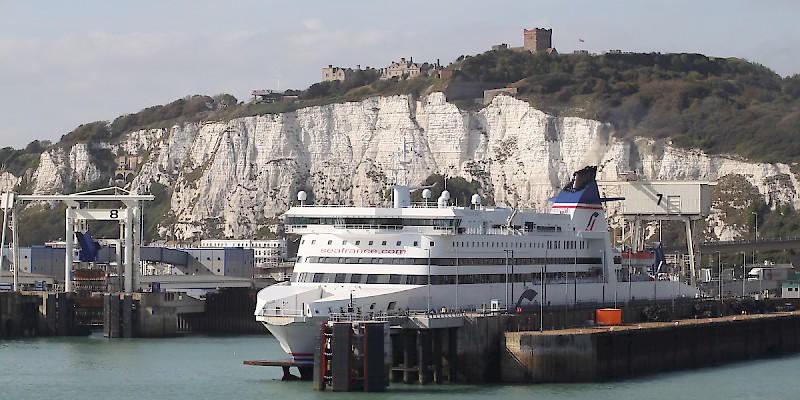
[254,166,700,363]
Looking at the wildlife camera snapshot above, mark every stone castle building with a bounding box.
[322,65,354,82]
[381,58,422,80]
[523,28,552,52]
[494,28,556,55]
[115,155,142,183]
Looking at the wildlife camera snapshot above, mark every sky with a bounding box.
[0,0,798,150]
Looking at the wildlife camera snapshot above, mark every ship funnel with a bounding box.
[393,186,411,208]
[572,166,597,191]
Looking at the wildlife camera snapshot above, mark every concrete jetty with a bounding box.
[502,312,800,382]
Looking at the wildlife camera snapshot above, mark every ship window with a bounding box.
[301,240,305,244]
[389,274,402,284]
[355,240,361,245]
[414,241,418,246]
[350,274,363,283]
[381,241,387,245]
[388,301,396,311]
[368,241,374,246]
[312,273,324,282]
[430,241,434,246]
[342,240,347,245]
[366,274,379,284]
[396,241,401,246]
[327,240,332,245]
[334,273,346,283]
[311,240,316,244]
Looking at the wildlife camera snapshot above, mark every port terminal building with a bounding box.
[0,244,255,292]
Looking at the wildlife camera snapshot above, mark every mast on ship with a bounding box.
[391,138,430,209]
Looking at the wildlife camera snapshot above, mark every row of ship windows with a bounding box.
[303,239,424,247]
[453,240,584,250]
[287,217,459,228]
[301,239,585,250]
[300,256,603,266]
[292,270,604,285]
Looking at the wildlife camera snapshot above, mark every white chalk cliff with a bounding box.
[10,93,798,241]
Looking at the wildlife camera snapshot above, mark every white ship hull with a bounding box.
[256,279,699,361]
[254,166,702,362]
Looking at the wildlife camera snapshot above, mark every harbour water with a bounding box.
[2,332,799,399]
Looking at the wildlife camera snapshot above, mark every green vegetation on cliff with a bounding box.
[51,50,799,165]
[453,50,800,163]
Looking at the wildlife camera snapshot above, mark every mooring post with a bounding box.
[418,330,432,384]
[331,323,352,391]
[433,329,443,383]
[122,294,133,338]
[56,293,69,336]
[363,322,387,392]
[403,329,415,383]
[448,327,458,383]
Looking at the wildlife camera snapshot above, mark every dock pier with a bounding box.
[502,311,800,382]
[245,299,800,389]
[1,287,261,339]
[388,315,463,385]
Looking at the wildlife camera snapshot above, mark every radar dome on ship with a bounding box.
[471,194,481,206]
[422,189,432,199]
[437,190,451,209]
[297,191,307,205]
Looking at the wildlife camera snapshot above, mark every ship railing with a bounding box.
[333,224,404,230]
[414,226,456,235]
[328,309,467,322]
[329,312,392,322]
[405,309,467,318]
[457,227,523,236]
[257,307,306,318]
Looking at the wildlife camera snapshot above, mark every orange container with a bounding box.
[596,308,622,326]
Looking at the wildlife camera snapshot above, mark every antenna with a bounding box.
[275,69,283,91]
[391,136,414,187]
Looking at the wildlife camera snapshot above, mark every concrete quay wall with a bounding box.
[0,292,39,338]
[456,314,513,382]
[502,312,800,383]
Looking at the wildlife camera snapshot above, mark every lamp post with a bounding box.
[717,251,723,316]
[753,212,758,241]
[426,247,431,313]
[742,252,746,298]
[601,250,606,304]
[454,247,459,312]
[752,212,758,267]
[541,250,547,332]
[503,249,513,311]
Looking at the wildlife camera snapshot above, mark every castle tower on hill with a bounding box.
[524,28,552,53]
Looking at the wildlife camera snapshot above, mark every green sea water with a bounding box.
[1,332,799,400]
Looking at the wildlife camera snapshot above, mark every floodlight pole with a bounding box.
[65,204,77,293]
